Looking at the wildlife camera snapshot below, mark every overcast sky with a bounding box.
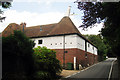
[0,0,103,34]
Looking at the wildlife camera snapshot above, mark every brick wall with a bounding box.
[54,48,98,68]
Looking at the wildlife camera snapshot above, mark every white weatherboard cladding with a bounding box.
[87,42,93,53]
[76,35,85,51]
[31,34,77,49]
[65,35,77,49]
[31,34,98,55]
[94,47,98,55]
[87,42,97,55]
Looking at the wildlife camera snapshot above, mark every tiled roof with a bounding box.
[2,16,82,37]
[2,16,97,48]
[24,23,57,38]
[48,16,81,35]
[2,23,23,37]
[25,17,82,38]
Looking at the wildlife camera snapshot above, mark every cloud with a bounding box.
[13,0,75,5]
[14,0,75,3]
[78,23,104,35]
[69,16,103,35]
[0,10,65,32]
[0,10,103,35]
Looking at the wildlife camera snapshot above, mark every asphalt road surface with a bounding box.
[61,58,118,80]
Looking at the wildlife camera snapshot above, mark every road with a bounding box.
[61,58,118,80]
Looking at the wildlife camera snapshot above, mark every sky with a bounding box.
[0,0,103,35]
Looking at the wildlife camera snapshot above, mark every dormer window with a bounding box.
[38,40,42,44]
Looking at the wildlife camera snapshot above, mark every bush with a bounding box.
[2,31,35,80]
[2,31,62,80]
[33,46,62,80]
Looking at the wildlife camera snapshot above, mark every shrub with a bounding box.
[2,31,62,80]
[33,46,62,80]
[2,30,35,80]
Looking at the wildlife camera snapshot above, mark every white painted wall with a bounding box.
[87,42,97,55]
[31,34,98,55]
[76,35,85,51]
[31,34,77,49]
[65,34,77,49]
[87,42,93,53]
[94,47,98,55]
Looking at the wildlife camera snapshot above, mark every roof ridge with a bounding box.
[26,23,57,28]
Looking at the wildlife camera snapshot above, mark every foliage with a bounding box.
[77,2,120,57]
[84,35,108,61]
[2,30,35,79]
[33,46,62,80]
[101,3,120,57]
[0,2,11,8]
[78,2,103,29]
[78,2,120,77]
[0,1,12,22]
[2,31,62,80]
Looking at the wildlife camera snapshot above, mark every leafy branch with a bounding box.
[0,1,12,22]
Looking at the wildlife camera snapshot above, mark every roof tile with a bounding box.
[1,16,97,48]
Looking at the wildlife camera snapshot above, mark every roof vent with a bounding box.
[40,26,42,31]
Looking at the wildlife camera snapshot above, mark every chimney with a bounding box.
[67,6,71,17]
[20,22,26,27]
[20,22,26,32]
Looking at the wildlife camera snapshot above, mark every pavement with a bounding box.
[59,58,118,80]
[60,70,80,78]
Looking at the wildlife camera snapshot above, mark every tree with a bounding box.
[77,2,103,29]
[77,2,120,57]
[33,46,62,80]
[2,31,62,80]
[77,2,120,78]
[84,34,109,61]
[2,30,35,79]
[0,1,12,22]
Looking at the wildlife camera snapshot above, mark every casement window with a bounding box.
[38,40,43,44]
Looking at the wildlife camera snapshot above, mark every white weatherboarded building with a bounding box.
[2,16,98,68]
